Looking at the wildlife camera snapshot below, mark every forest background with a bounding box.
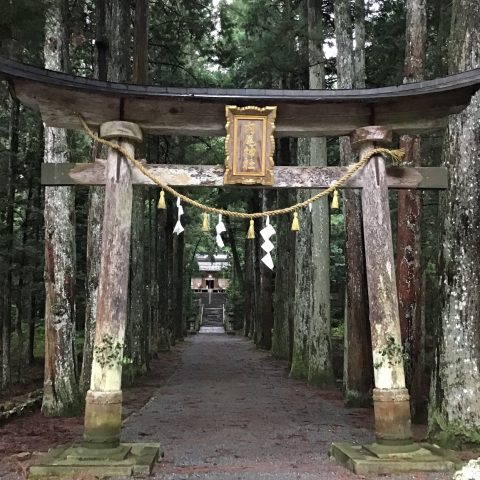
[0,0,479,448]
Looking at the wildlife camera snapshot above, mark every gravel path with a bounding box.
[122,332,451,480]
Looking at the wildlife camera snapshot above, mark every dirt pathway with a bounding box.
[122,332,450,480]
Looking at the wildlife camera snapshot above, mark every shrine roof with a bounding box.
[2,57,480,137]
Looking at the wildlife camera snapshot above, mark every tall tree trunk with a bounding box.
[17,143,36,378]
[353,0,366,88]
[335,0,373,406]
[127,0,149,376]
[27,133,45,366]
[174,233,185,339]
[291,0,333,385]
[258,190,275,350]
[397,0,426,421]
[225,216,244,291]
[42,0,80,416]
[272,138,295,361]
[166,197,176,345]
[252,194,262,345]
[243,230,254,337]
[429,0,480,446]
[156,189,170,352]
[2,98,19,389]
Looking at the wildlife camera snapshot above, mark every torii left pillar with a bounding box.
[30,121,160,479]
[83,120,139,445]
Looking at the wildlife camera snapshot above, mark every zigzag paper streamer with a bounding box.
[216,214,226,248]
[173,198,184,235]
[260,216,276,270]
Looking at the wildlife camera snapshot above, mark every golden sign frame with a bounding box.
[224,105,277,186]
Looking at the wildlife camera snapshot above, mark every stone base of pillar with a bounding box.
[372,388,412,444]
[28,442,161,479]
[84,390,123,446]
[330,442,459,475]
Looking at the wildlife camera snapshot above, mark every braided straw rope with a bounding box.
[79,116,404,220]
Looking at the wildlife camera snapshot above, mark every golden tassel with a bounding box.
[157,190,166,209]
[331,190,339,210]
[247,219,255,239]
[202,213,210,232]
[291,211,300,231]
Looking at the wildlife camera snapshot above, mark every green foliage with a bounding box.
[365,0,406,87]
[373,335,409,370]
[94,334,131,369]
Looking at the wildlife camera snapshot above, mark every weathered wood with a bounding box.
[41,162,448,189]
[84,123,135,446]
[360,146,412,443]
[351,126,392,148]
[2,57,480,137]
[100,121,143,142]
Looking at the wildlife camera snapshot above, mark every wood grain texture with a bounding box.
[89,140,134,393]
[360,151,406,391]
[1,57,480,136]
[41,162,448,189]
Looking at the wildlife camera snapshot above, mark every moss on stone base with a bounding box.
[289,358,309,381]
[344,390,372,408]
[429,411,480,449]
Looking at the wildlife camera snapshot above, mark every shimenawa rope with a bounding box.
[79,116,404,220]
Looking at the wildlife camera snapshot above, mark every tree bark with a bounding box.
[291,0,333,385]
[2,98,19,389]
[243,231,254,337]
[156,190,170,351]
[225,216,244,291]
[353,0,366,88]
[335,0,373,405]
[166,197,176,345]
[258,190,275,350]
[127,0,149,376]
[429,0,480,446]
[42,0,80,416]
[272,138,295,361]
[397,0,426,421]
[174,232,185,339]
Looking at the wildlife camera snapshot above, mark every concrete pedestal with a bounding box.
[330,442,459,475]
[29,443,161,478]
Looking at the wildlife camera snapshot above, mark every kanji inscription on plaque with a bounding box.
[224,106,277,185]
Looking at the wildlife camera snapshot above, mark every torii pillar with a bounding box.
[330,127,457,475]
[30,121,160,479]
[83,121,140,446]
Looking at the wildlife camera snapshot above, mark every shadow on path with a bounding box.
[122,333,449,480]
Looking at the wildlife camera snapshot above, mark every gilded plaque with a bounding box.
[224,106,276,185]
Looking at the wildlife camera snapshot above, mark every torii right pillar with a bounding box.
[330,126,458,475]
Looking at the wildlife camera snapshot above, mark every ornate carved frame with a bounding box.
[224,105,277,185]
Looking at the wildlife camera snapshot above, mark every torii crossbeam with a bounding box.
[2,58,477,477]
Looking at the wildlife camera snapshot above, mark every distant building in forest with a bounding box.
[191,253,230,292]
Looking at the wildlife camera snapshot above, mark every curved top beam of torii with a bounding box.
[1,57,480,137]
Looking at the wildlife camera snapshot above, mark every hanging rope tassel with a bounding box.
[247,219,255,239]
[202,213,210,232]
[157,190,166,210]
[291,211,300,231]
[331,189,340,210]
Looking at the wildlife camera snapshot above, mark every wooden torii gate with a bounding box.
[2,57,479,477]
